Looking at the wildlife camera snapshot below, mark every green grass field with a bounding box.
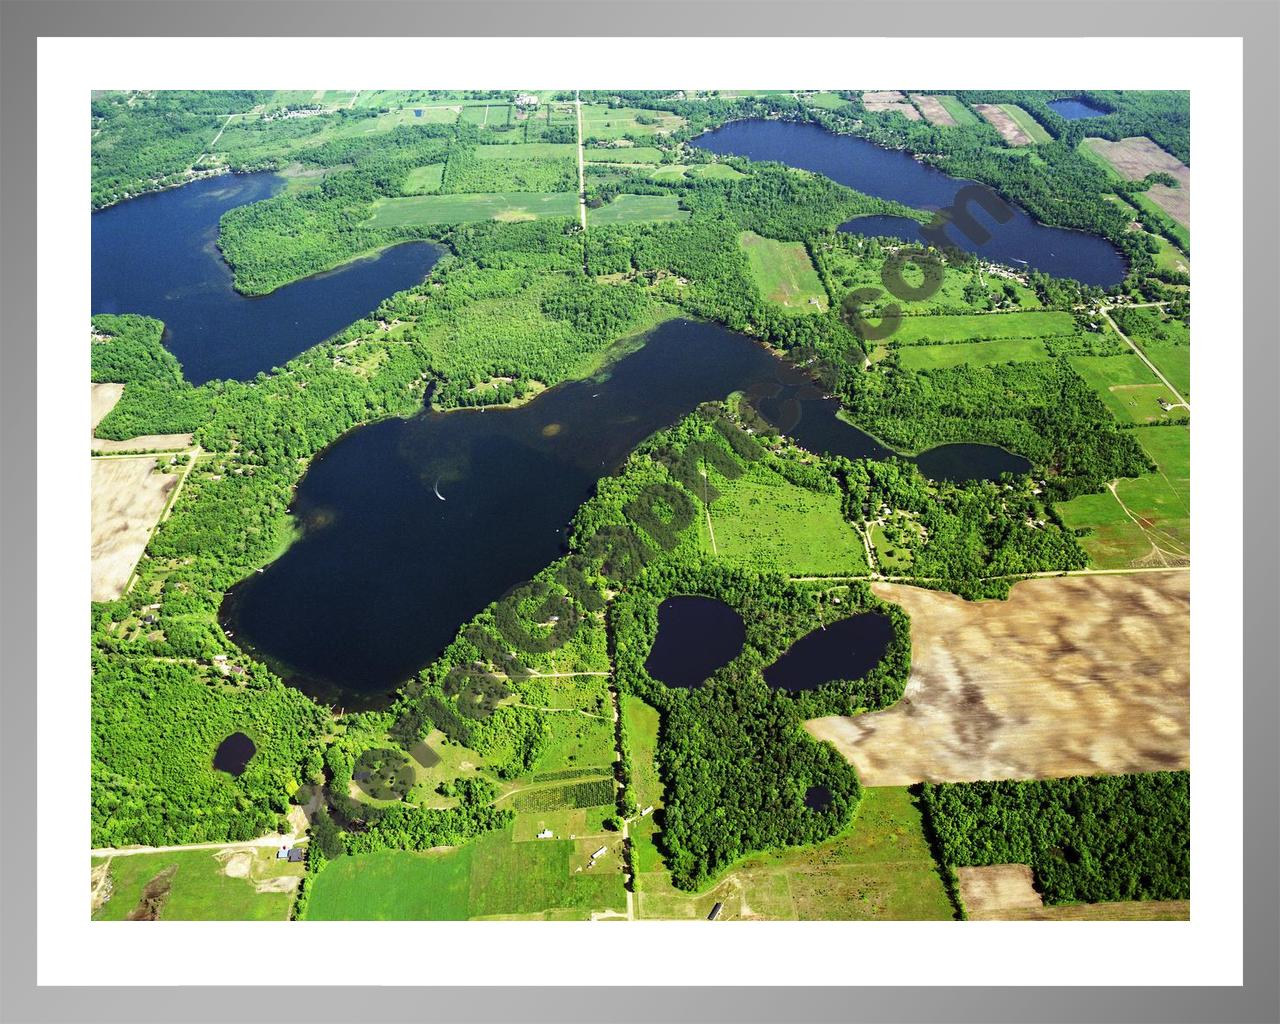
[585,146,664,164]
[92,848,300,921]
[580,105,684,139]
[701,460,868,575]
[635,787,955,920]
[739,231,828,314]
[403,163,444,194]
[891,310,1075,345]
[475,142,576,160]
[303,825,627,921]
[1001,104,1053,144]
[806,92,853,111]
[688,162,746,180]
[897,337,1050,370]
[936,95,979,125]
[1057,425,1189,568]
[365,192,577,227]
[648,164,688,182]
[1068,354,1185,425]
[589,194,689,226]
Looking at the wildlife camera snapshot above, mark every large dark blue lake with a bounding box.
[91,173,441,384]
[691,119,1126,286]
[222,318,1027,703]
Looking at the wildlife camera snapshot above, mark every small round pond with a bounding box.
[764,613,894,692]
[1047,97,1110,121]
[804,784,833,812]
[212,732,256,776]
[644,596,746,688]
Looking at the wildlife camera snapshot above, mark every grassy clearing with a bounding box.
[689,162,746,180]
[740,231,827,314]
[92,848,300,921]
[635,787,955,920]
[365,192,577,227]
[892,310,1075,345]
[870,521,914,572]
[403,163,444,194]
[1057,425,1189,568]
[701,460,867,575]
[585,145,664,164]
[806,91,853,111]
[648,164,688,182]
[580,104,684,139]
[937,95,979,125]
[1068,354,1185,425]
[1001,104,1052,144]
[303,825,627,921]
[897,337,1049,370]
[589,194,689,226]
[475,142,576,160]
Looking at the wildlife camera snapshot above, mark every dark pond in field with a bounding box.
[763,612,894,692]
[212,732,256,776]
[1047,97,1110,121]
[644,596,747,689]
[220,318,1029,703]
[691,119,1126,286]
[805,785,833,812]
[91,173,441,384]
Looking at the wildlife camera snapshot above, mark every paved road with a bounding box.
[574,90,587,230]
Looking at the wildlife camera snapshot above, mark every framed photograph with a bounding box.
[2,3,1276,1021]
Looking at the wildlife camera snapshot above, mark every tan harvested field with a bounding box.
[805,572,1190,786]
[973,104,1032,146]
[91,383,192,452]
[862,90,920,120]
[1083,136,1190,228]
[91,456,177,601]
[955,864,1042,917]
[956,864,1189,920]
[909,93,957,127]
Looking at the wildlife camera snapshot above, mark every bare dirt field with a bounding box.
[955,864,1042,917]
[91,456,177,601]
[805,571,1190,786]
[909,93,957,127]
[956,864,1189,920]
[973,104,1032,145]
[862,90,921,121]
[1082,136,1190,228]
[91,382,192,452]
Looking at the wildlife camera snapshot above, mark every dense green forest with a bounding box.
[921,772,1190,904]
[90,314,213,438]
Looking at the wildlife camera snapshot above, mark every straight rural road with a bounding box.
[92,832,302,859]
[574,90,587,230]
[789,565,1190,584]
[1100,305,1190,412]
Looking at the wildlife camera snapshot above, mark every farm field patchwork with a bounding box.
[1080,136,1190,230]
[806,572,1190,786]
[897,337,1050,369]
[973,104,1045,146]
[861,90,921,120]
[890,310,1075,345]
[91,454,182,601]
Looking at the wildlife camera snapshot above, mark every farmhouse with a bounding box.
[514,93,539,109]
[591,846,607,861]
[537,829,553,839]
